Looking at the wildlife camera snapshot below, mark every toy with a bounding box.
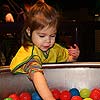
[60,90,71,100]
[4,98,12,100]
[80,88,90,98]
[51,89,60,99]
[90,88,100,100]
[71,96,82,100]
[69,88,80,97]
[32,91,42,100]
[19,92,31,100]
[9,93,19,100]
[83,98,93,100]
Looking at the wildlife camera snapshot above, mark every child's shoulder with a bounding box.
[18,45,33,53]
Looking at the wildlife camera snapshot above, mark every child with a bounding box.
[10,0,80,100]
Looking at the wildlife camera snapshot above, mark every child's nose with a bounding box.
[45,37,51,43]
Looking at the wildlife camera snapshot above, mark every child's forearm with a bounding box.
[29,72,56,100]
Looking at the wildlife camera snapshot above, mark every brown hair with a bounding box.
[21,0,60,48]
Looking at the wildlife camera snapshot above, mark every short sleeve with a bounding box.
[22,58,43,74]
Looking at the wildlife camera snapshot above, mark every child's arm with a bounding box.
[22,59,55,100]
[67,44,80,62]
[29,72,55,100]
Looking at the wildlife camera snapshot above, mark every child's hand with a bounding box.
[68,44,80,61]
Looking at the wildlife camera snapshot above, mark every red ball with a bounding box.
[19,92,32,100]
[90,88,100,100]
[51,89,60,99]
[60,90,71,100]
[71,96,82,100]
[9,93,19,100]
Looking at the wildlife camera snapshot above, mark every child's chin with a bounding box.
[41,48,49,52]
[42,49,48,52]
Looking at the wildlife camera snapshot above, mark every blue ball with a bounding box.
[69,88,80,97]
[32,91,42,100]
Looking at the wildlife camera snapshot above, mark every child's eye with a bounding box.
[39,35,45,37]
[50,34,56,37]
[38,34,45,37]
[39,36,44,37]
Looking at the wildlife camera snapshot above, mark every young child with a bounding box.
[10,0,80,100]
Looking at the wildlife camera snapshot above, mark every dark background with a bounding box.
[0,0,100,65]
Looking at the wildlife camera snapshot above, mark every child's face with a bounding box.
[31,26,57,52]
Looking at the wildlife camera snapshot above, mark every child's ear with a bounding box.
[26,27,31,36]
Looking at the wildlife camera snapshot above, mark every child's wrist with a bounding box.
[67,55,77,62]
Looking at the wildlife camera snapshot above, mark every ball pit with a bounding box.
[1,63,100,100]
[50,88,100,100]
[4,88,100,100]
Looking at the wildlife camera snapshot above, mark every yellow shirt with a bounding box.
[10,43,69,73]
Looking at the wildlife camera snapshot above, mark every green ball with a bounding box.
[80,88,91,98]
[4,98,12,100]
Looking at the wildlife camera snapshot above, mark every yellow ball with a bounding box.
[83,98,93,100]
[80,88,91,98]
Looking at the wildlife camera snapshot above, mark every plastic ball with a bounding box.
[32,91,42,100]
[71,96,82,100]
[4,98,12,100]
[69,88,80,97]
[90,88,100,100]
[80,88,91,98]
[51,89,60,99]
[83,98,93,100]
[9,93,19,100]
[19,92,31,100]
[60,90,71,100]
